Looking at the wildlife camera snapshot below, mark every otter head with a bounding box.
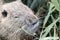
[0,0,39,40]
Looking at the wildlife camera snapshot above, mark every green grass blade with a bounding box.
[42,17,60,38]
[39,37,59,40]
[30,0,41,10]
[51,15,58,40]
[27,0,32,7]
[51,0,59,11]
[43,3,55,27]
[30,0,37,9]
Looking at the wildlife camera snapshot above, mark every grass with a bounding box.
[27,0,60,40]
[4,0,60,40]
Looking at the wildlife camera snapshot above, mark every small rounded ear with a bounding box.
[0,0,4,6]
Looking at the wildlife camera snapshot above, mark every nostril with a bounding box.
[32,20,38,25]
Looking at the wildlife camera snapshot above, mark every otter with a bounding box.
[0,0,39,40]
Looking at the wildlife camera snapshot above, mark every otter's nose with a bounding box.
[27,19,39,35]
[32,19,39,26]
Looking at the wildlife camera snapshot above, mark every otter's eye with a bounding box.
[2,10,8,17]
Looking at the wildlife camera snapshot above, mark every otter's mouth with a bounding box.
[21,20,40,36]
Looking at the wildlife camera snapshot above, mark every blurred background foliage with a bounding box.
[4,0,60,40]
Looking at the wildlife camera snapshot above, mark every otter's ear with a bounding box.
[0,0,4,6]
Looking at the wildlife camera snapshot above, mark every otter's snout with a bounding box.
[22,17,40,35]
[32,19,39,26]
[29,19,39,35]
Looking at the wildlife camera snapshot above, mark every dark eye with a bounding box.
[2,10,8,17]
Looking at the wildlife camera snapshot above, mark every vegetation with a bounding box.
[4,0,60,40]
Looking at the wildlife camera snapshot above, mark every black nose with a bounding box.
[32,19,39,25]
